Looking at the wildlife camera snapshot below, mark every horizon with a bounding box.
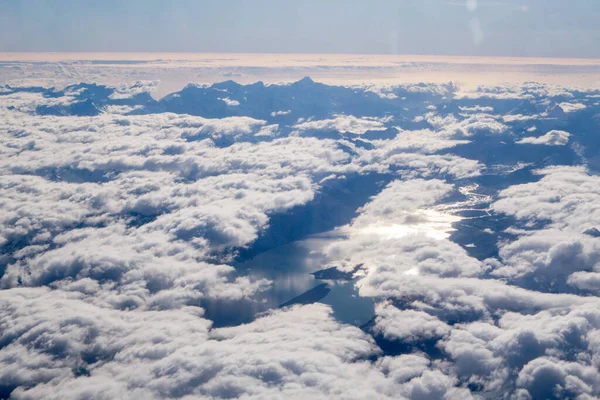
[3,52,600,63]
[3,52,600,98]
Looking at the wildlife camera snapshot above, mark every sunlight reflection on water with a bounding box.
[232,184,490,325]
[351,210,461,241]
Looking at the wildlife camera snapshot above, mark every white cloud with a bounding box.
[102,104,144,114]
[459,105,494,113]
[491,229,600,291]
[492,166,600,232]
[368,129,471,154]
[347,129,481,179]
[424,112,508,138]
[270,109,291,116]
[374,303,451,341]
[219,97,240,106]
[558,102,587,113]
[294,114,390,135]
[3,78,600,399]
[567,272,600,291]
[108,80,159,100]
[516,130,570,146]
[490,166,600,294]
[0,289,468,399]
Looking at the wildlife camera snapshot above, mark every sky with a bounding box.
[1,0,600,58]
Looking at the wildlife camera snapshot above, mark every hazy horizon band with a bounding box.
[2,52,600,66]
[3,52,600,98]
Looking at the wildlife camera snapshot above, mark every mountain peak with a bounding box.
[212,80,241,90]
[294,76,315,86]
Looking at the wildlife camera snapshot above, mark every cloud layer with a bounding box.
[2,78,600,399]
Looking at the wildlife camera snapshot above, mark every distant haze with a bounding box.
[2,53,600,98]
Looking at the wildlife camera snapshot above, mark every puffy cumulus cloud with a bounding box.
[354,130,481,179]
[124,171,315,217]
[454,82,565,101]
[382,153,482,180]
[423,112,508,138]
[459,105,494,113]
[491,229,600,292]
[102,104,144,114]
[359,270,594,319]
[436,303,600,397]
[219,97,240,107]
[0,114,349,182]
[0,288,211,398]
[360,82,456,99]
[194,116,264,136]
[368,164,600,396]
[492,166,600,232]
[515,357,600,399]
[1,223,270,309]
[373,303,451,342]
[365,129,471,155]
[108,80,159,100]
[351,249,600,397]
[270,109,291,116]
[0,174,110,247]
[455,88,534,101]
[0,112,271,174]
[293,114,391,135]
[148,203,269,250]
[0,164,321,259]
[502,113,540,123]
[455,82,589,104]
[359,273,600,355]
[516,130,570,146]
[0,91,80,114]
[488,166,600,296]
[558,102,587,113]
[0,110,355,258]
[380,284,600,398]
[567,272,600,292]
[1,290,470,400]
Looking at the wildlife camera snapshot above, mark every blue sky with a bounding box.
[1,0,599,57]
